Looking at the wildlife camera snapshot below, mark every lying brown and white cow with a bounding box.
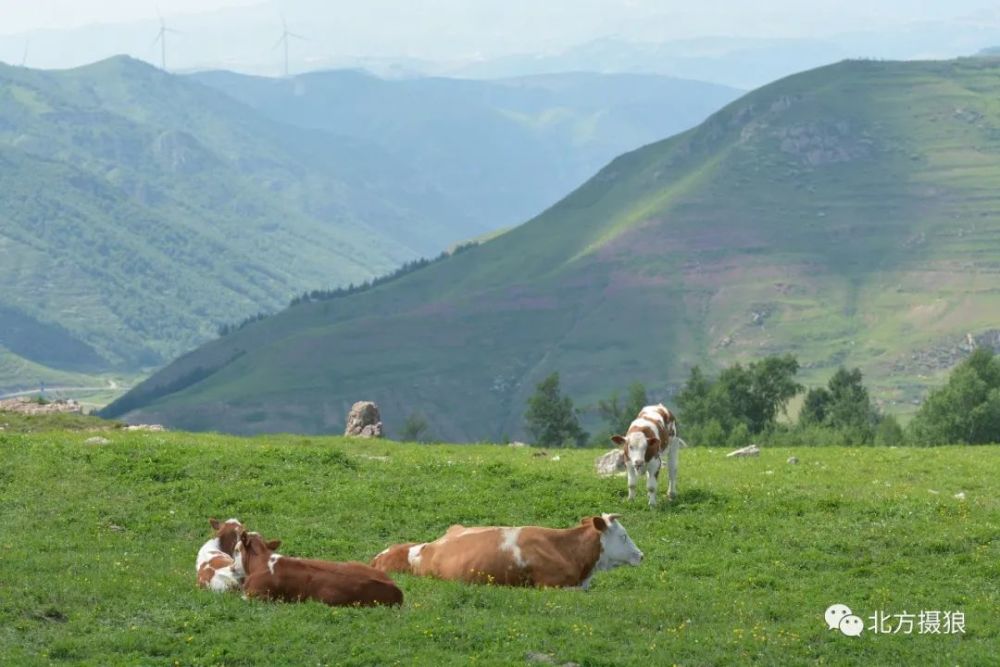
[371,514,642,589]
[611,403,679,507]
[237,531,404,607]
[196,518,246,592]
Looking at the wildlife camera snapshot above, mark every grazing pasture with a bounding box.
[0,430,997,665]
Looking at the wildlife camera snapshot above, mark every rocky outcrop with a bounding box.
[0,397,82,415]
[344,401,383,438]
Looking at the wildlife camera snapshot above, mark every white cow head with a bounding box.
[592,514,643,569]
[611,431,659,470]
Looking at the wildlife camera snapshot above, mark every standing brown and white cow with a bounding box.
[196,518,246,592]
[611,404,678,507]
[237,532,404,607]
[371,514,642,590]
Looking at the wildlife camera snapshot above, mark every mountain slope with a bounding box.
[1,59,738,393]
[191,69,741,243]
[107,58,1000,440]
[0,57,455,385]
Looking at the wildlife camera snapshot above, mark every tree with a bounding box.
[525,372,587,447]
[597,382,648,436]
[676,355,802,442]
[745,354,803,431]
[711,354,802,435]
[800,387,831,425]
[909,347,1000,444]
[874,415,904,446]
[676,366,713,430]
[799,367,881,444]
[399,412,430,442]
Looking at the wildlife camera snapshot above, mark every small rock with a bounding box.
[344,401,383,438]
[551,455,561,462]
[508,441,529,448]
[531,450,549,458]
[726,444,760,458]
[84,436,111,445]
[954,492,966,501]
[525,653,579,667]
[787,456,799,464]
[595,448,625,476]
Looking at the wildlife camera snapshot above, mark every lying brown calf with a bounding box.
[372,514,642,589]
[238,532,403,607]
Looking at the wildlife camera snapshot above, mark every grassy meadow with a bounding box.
[1,427,997,665]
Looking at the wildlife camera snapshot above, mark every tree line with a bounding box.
[216,242,480,338]
[521,347,1000,447]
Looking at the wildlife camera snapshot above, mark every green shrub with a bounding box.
[908,347,1000,445]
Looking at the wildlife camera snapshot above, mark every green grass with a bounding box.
[0,411,123,433]
[1,431,997,665]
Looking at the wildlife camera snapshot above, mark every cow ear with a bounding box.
[611,435,626,446]
[591,516,608,532]
[239,531,250,546]
[646,437,660,449]
[606,514,622,523]
[209,518,221,531]
[266,539,282,550]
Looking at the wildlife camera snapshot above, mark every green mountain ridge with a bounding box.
[102,58,1000,440]
[0,56,441,382]
[1,57,737,393]
[190,68,741,246]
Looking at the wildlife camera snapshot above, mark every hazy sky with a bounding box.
[2,0,998,39]
[0,1,258,34]
[1,0,998,81]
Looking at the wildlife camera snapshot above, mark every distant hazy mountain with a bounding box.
[0,56,448,382]
[446,37,851,89]
[0,57,738,392]
[107,58,1000,441]
[4,1,998,89]
[191,68,741,241]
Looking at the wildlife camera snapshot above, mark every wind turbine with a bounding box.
[152,12,179,71]
[20,40,28,67]
[274,16,304,77]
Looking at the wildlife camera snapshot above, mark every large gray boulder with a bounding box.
[344,401,383,438]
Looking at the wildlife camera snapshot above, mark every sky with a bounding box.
[0,0,998,84]
[2,0,997,39]
[0,1,258,34]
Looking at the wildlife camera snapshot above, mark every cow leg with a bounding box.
[667,438,679,500]
[626,462,639,501]
[645,457,661,507]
